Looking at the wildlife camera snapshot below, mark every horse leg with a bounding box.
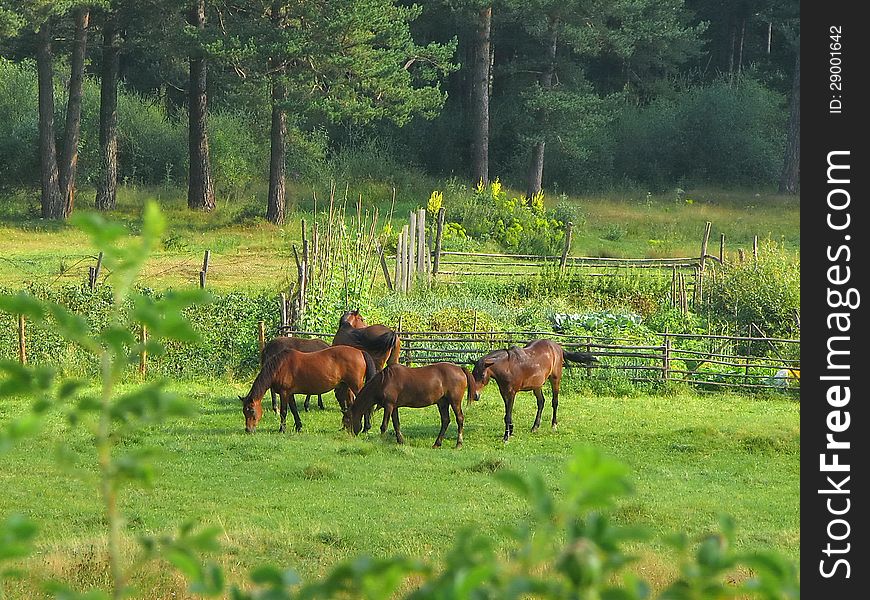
[303,394,311,412]
[391,408,405,445]
[335,384,349,412]
[452,397,464,448]
[288,394,303,432]
[433,399,450,448]
[501,387,516,442]
[271,390,279,415]
[363,405,373,433]
[380,402,393,435]
[318,394,325,410]
[531,388,546,432]
[551,376,561,430]
[278,391,289,433]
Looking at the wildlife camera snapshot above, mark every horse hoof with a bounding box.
[552,423,558,431]
[279,426,286,434]
[531,425,540,433]
[295,426,303,433]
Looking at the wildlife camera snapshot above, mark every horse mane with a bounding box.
[472,348,509,380]
[243,349,291,403]
[353,366,391,416]
[346,328,397,354]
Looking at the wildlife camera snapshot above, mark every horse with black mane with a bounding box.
[331,309,401,431]
[261,336,330,413]
[470,339,598,441]
[240,345,376,434]
[344,362,474,448]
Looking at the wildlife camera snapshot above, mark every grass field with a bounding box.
[0,184,799,291]
[0,379,799,598]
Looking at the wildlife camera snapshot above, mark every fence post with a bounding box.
[560,221,573,273]
[433,207,445,277]
[662,333,670,382]
[699,221,712,271]
[200,250,210,288]
[752,235,759,267]
[18,314,26,365]
[719,233,725,264]
[408,212,417,282]
[376,241,393,291]
[280,293,288,328]
[139,324,148,376]
[416,208,426,273]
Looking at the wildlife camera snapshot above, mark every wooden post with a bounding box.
[18,314,26,365]
[139,324,147,376]
[376,241,393,291]
[752,235,759,266]
[738,248,745,264]
[200,249,210,288]
[280,292,288,327]
[662,334,671,382]
[560,221,573,273]
[408,212,417,280]
[94,251,103,283]
[699,221,712,271]
[417,208,426,273]
[402,225,411,292]
[719,233,725,264]
[671,266,677,308]
[433,207,445,276]
[257,321,266,358]
[88,266,96,290]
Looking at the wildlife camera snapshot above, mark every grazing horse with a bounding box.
[470,339,598,442]
[332,310,402,431]
[344,363,474,448]
[261,336,330,413]
[240,346,376,434]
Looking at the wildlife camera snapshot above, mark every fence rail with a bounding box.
[277,327,799,393]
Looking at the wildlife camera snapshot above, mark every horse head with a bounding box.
[470,351,504,401]
[339,309,367,329]
[239,394,263,433]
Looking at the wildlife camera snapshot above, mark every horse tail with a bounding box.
[361,350,378,383]
[562,346,599,365]
[463,368,475,407]
[386,332,401,366]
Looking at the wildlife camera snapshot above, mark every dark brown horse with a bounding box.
[332,310,402,431]
[240,346,376,434]
[344,363,474,448]
[470,339,597,441]
[261,336,330,413]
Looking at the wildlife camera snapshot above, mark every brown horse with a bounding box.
[332,310,402,431]
[240,346,377,434]
[470,339,597,441]
[344,363,474,448]
[261,336,330,413]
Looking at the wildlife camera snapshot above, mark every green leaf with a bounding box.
[0,513,38,561]
[0,292,45,319]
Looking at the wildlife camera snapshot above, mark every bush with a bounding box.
[706,238,800,339]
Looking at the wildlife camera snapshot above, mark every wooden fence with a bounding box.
[277,326,800,393]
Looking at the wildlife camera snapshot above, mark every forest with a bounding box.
[1,0,799,222]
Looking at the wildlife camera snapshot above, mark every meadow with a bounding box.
[0,379,799,598]
[0,182,800,598]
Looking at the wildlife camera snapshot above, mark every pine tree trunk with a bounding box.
[58,7,90,218]
[267,79,287,225]
[778,51,800,194]
[96,14,120,211]
[526,17,557,199]
[470,6,492,188]
[187,0,215,211]
[36,22,63,220]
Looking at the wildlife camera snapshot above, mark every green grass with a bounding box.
[0,183,799,291]
[0,379,799,598]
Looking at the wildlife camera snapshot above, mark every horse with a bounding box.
[343,362,474,448]
[240,345,377,434]
[261,336,330,413]
[469,339,598,442]
[331,309,402,431]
